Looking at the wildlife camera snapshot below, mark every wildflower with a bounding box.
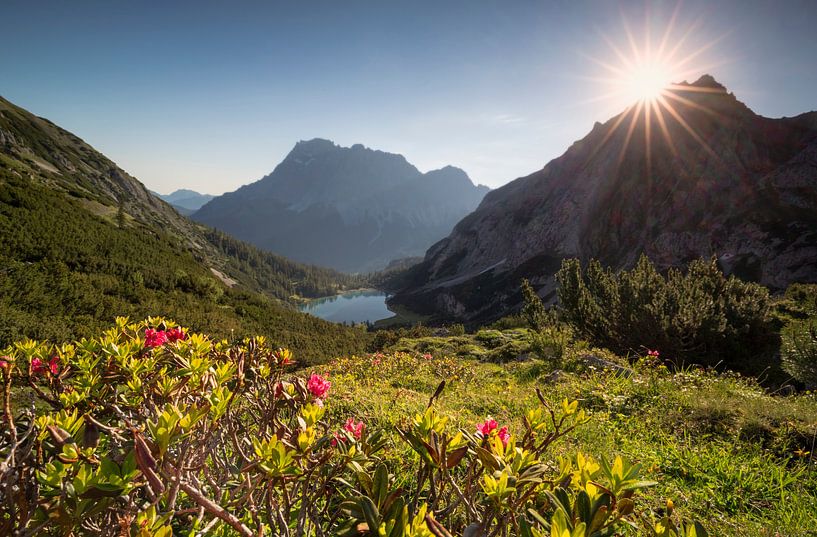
[647,349,660,358]
[307,373,331,399]
[372,359,381,366]
[476,418,499,437]
[344,418,365,439]
[476,417,510,447]
[497,426,510,447]
[144,328,168,348]
[423,353,433,360]
[31,357,47,375]
[166,327,187,343]
[332,418,365,446]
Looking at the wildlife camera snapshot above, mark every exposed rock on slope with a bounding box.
[193,139,489,272]
[389,75,817,324]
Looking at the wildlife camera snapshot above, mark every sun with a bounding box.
[578,7,729,170]
[622,61,672,103]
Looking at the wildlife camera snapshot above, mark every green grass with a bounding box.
[320,332,817,536]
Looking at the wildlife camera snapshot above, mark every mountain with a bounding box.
[193,139,489,273]
[0,95,368,360]
[153,188,215,215]
[389,75,817,324]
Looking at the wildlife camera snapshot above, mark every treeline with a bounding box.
[0,172,369,361]
[204,228,367,299]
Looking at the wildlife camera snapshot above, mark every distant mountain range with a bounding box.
[153,189,215,215]
[193,139,489,273]
[0,95,368,358]
[389,75,817,324]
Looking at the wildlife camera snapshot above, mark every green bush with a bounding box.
[781,318,817,388]
[555,255,773,371]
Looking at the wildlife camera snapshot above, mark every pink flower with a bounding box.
[647,349,660,358]
[476,418,499,437]
[166,327,187,342]
[307,373,331,399]
[344,418,365,439]
[48,356,59,375]
[423,353,433,360]
[332,418,365,446]
[145,328,168,348]
[0,356,9,369]
[31,357,47,375]
[372,359,381,366]
[497,426,510,447]
[476,418,510,447]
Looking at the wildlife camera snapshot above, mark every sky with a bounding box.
[2,1,816,194]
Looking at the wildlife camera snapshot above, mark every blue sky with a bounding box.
[2,1,816,193]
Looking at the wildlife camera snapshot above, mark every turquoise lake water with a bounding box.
[299,290,393,324]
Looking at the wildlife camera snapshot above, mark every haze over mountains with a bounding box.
[193,139,489,273]
[153,189,214,215]
[389,75,817,324]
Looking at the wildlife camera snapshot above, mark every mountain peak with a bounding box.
[688,74,727,90]
[292,138,337,154]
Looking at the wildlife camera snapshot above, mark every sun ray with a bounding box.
[660,89,723,119]
[657,95,719,161]
[644,97,653,174]
[618,100,644,167]
[656,1,683,59]
[650,98,678,157]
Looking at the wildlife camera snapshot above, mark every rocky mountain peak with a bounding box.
[389,77,817,324]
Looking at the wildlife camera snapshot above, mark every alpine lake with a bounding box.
[299,289,394,324]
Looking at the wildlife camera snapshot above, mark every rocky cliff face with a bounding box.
[193,139,489,272]
[389,75,817,324]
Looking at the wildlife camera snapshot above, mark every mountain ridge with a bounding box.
[194,139,489,272]
[388,75,817,323]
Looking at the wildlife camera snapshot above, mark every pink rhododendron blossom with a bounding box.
[0,356,9,369]
[166,327,187,342]
[307,373,331,399]
[476,418,510,447]
[423,353,433,360]
[332,418,365,446]
[144,328,168,348]
[476,418,499,437]
[48,356,59,375]
[647,349,660,358]
[31,357,47,375]
[344,418,365,439]
[497,426,510,447]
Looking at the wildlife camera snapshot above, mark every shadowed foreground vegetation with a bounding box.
[1,317,815,536]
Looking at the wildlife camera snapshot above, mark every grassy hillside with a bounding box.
[0,95,370,360]
[327,333,817,536]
